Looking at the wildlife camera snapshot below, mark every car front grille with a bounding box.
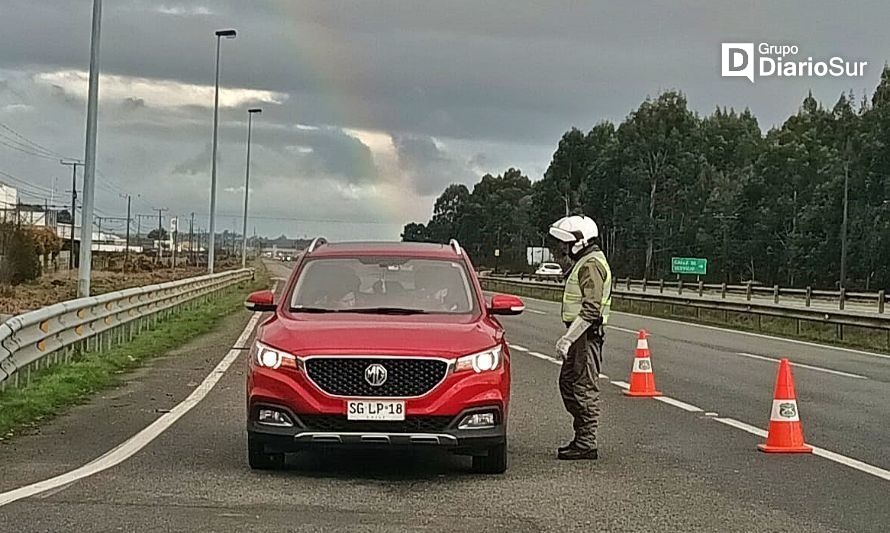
[297,415,453,433]
[304,357,449,398]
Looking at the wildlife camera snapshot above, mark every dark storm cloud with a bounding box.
[394,135,475,196]
[1,0,889,239]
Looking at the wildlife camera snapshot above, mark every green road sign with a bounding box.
[672,257,707,275]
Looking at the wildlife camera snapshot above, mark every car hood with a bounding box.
[259,314,503,358]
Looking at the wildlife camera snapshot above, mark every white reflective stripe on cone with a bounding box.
[632,357,654,373]
[770,399,801,422]
[636,339,649,350]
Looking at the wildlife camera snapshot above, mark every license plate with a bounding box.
[346,400,405,421]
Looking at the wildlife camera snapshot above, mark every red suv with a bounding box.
[244,239,524,474]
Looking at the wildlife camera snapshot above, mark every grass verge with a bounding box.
[0,264,268,439]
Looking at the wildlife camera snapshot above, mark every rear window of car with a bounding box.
[290,257,477,314]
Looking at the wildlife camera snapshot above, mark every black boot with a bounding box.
[557,442,576,454]
[558,447,598,461]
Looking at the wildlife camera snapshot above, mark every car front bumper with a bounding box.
[248,404,506,456]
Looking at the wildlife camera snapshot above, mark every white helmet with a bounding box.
[549,215,599,255]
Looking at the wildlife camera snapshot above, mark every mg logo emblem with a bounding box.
[364,364,388,387]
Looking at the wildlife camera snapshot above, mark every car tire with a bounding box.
[248,435,285,470]
[472,442,507,474]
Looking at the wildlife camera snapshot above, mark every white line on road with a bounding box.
[654,396,704,412]
[509,344,529,352]
[713,417,767,437]
[514,339,890,482]
[736,352,868,380]
[0,301,268,507]
[613,311,890,361]
[714,417,890,482]
[502,293,890,360]
[528,351,557,363]
[607,325,641,335]
[525,309,548,315]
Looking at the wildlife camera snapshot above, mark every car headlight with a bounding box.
[254,341,298,370]
[454,345,502,374]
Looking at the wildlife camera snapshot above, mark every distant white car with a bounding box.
[535,262,563,276]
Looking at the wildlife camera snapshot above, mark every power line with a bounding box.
[0,122,69,159]
[0,138,60,161]
[0,169,56,195]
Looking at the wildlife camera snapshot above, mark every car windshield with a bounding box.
[290,257,477,314]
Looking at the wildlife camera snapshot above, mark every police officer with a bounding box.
[548,215,612,460]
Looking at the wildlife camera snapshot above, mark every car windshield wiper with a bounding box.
[348,307,428,315]
[290,306,340,313]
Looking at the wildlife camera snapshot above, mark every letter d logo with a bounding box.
[722,43,755,83]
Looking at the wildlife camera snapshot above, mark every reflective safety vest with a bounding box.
[561,250,612,324]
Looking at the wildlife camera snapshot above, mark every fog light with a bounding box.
[458,412,496,430]
[257,408,294,427]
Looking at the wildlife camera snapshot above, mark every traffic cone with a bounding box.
[623,330,662,397]
[758,358,812,454]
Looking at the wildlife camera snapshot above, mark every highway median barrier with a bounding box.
[478,276,890,354]
[0,268,256,392]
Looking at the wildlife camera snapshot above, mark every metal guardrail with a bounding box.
[0,268,254,390]
[479,276,890,340]
[489,273,887,314]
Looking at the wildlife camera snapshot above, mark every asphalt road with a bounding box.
[0,261,888,532]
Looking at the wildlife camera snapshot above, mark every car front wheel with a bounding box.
[472,442,507,474]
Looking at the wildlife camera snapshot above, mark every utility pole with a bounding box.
[840,141,851,291]
[60,160,83,272]
[188,212,195,266]
[170,216,178,270]
[154,208,168,263]
[122,194,131,269]
[78,0,103,297]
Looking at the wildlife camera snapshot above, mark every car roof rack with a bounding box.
[307,237,328,253]
[449,239,463,256]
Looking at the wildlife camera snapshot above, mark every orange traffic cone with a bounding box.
[623,330,662,397]
[758,358,812,454]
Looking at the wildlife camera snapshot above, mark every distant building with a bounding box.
[0,183,17,222]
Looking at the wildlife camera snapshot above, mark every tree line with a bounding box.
[403,67,890,290]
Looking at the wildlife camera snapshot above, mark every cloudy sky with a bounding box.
[1,0,889,240]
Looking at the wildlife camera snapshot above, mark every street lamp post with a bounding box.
[241,108,262,268]
[78,0,103,297]
[208,28,237,274]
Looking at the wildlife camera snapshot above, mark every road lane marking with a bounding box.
[528,351,557,362]
[654,396,703,412]
[714,417,890,482]
[0,294,269,507]
[509,344,529,352]
[612,311,890,361]
[512,339,890,481]
[499,293,890,360]
[526,309,547,315]
[607,326,640,335]
[810,447,890,482]
[736,352,868,380]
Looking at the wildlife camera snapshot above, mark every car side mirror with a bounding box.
[488,294,525,316]
[245,290,277,312]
